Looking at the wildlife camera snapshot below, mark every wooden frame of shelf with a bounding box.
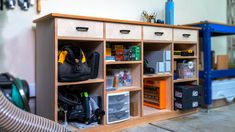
[34,13,200,132]
[143,73,172,79]
[174,78,198,83]
[106,61,142,65]
[58,78,104,86]
[174,56,197,59]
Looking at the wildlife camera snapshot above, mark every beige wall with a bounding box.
[0,0,227,96]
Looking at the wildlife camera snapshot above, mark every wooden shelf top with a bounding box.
[174,56,197,59]
[34,13,201,30]
[106,86,141,94]
[58,78,104,86]
[144,73,172,79]
[174,78,197,83]
[106,61,142,65]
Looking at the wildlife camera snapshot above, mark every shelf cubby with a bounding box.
[58,40,104,80]
[143,77,172,116]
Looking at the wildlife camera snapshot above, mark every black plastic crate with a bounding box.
[174,85,199,100]
[174,98,199,110]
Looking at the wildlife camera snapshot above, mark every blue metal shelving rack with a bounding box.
[189,21,235,105]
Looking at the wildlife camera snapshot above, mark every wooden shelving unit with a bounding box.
[106,86,142,94]
[34,13,200,132]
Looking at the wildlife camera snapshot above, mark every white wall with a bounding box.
[0,0,227,96]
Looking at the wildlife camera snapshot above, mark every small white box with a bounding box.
[165,61,171,72]
[165,51,171,61]
[156,62,165,73]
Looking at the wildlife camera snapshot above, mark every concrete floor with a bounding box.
[121,104,235,132]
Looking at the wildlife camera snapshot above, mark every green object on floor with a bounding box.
[11,79,24,110]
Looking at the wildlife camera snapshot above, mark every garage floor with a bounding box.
[121,104,235,132]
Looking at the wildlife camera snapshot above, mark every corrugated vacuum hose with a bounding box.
[0,90,70,132]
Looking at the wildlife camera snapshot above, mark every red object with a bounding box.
[115,55,124,61]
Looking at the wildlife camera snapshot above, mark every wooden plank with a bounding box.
[33,13,201,30]
[174,56,197,59]
[106,86,142,94]
[58,79,104,86]
[36,19,56,121]
[70,109,198,132]
[143,74,172,79]
[174,78,197,83]
[106,61,142,65]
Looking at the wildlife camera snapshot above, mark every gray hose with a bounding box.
[0,90,70,132]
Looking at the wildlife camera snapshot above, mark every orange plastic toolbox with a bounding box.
[144,79,166,109]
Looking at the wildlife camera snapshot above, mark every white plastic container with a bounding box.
[106,76,114,89]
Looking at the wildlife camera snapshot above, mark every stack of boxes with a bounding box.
[174,85,199,110]
[106,44,141,62]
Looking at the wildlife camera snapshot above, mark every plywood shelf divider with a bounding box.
[106,61,142,65]
[58,78,104,86]
[143,74,172,79]
[174,78,198,83]
[106,86,142,94]
[174,56,197,59]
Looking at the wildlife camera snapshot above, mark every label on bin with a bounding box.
[175,91,182,98]
[175,102,182,109]
[192,101,198,107]
[192,91,198,96]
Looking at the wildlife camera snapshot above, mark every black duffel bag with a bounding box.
[58,45,91,82]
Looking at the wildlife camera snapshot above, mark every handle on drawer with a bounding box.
[76,27,89,32]
[154,32,164,36]
[120,30,131,34]
[182,34,191,38]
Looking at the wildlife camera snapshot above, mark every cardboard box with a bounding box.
[130,102,138,116]
[106,48,112,56]
[217,55,228,70]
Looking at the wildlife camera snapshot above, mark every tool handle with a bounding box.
[37,0,41,13]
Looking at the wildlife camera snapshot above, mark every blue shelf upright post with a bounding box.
[189,21,235,106]
[202,24,212,105]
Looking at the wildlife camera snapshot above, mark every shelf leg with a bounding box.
[202,25,212,105]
